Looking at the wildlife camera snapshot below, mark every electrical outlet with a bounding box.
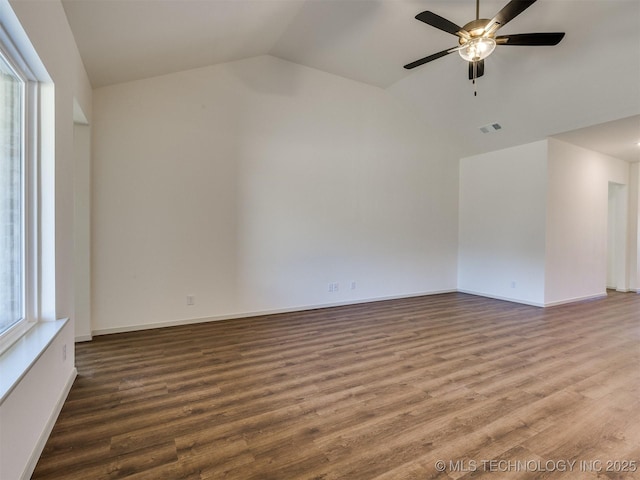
[351,281,356,290]
[333,282,339,292]
[62,344,67,361]
[187,295,195,305]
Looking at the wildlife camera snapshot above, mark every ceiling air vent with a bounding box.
[479,123,502,134]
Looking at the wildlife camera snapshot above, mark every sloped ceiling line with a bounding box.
[62,0,640,161]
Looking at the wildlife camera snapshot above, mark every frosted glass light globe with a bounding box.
[459,37,496,62]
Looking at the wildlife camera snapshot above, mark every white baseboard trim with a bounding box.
[608,287,636,294]
[90,287,630,338]
[91,289,458,337]
[457,290,613,308]
[22,367,77,480]
[75,334,93,343]
[543,292,608,307]
[457,289,545,307]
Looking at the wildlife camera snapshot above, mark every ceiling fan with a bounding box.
[404,0,565,85]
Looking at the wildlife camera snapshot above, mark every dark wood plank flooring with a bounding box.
[33,292,640,479]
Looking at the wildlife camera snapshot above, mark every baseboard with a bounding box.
[608,285,631,293]
[91,289,458,337]
[89,286,628,338]
[457,289,544,307]
[22,367,77,480]
[457,289,614,308]
[75,334,93,343]
[543,292,608,307]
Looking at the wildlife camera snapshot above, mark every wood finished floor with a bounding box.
[33,292,640,480]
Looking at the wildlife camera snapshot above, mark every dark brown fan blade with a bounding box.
[415,11,469,38]
[468,60,485,79]
[496,32,565,46]
[404,47,457,69]
[486,0,537,32]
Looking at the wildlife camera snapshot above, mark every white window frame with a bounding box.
[0,25,39,355]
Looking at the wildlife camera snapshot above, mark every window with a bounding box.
[0,23,42,353]
[0,49,25,337]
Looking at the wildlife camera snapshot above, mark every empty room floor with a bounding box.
[33,292,640,479]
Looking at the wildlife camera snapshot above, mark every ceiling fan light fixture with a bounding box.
[459,36,496,62]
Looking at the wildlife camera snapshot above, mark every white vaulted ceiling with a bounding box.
[61,0,640,160]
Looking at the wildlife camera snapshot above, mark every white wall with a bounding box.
[92,55,459,334]
[0,321,75,480]
[1,0,92,478]
[545,138,630,305]
[458,141,548,306]
[458,138,636,307]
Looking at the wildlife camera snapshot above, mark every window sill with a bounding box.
[0,318,69,405]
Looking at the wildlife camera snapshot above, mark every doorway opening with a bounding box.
[607,182,628,292]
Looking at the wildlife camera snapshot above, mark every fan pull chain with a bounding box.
[472,62,478,96]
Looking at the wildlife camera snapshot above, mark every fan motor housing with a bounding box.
[461,18,493,41]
